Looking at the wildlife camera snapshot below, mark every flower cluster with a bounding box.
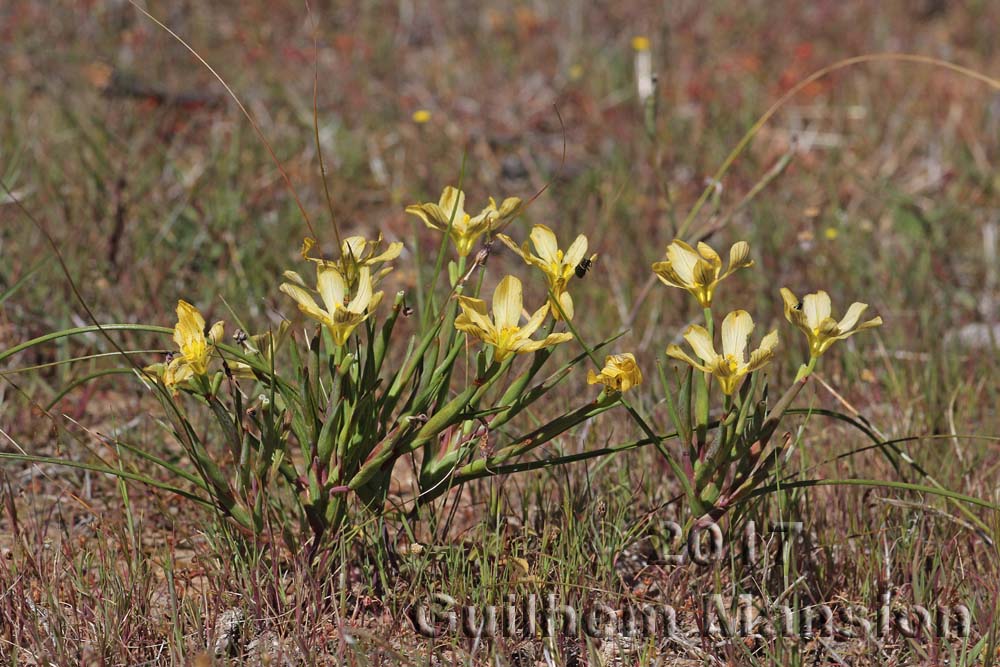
[150,186,881,404]
[129,179,890,551]
[654,238,882,392]
[408,187,623,370]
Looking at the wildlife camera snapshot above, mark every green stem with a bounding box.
[0,324,173,365]
[693,309,712,448]
[795,355,819,382]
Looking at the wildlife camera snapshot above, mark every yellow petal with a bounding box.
[652,261,686,288]
[164,358,194,387]
[493,275,523,330]
[495,196,521,218]
[802,291,832,330]
[779,287,799,317]
[439,186,466,223]
[726,241,754,273]
[530,225,560,264]
[405,203,447,231]
[496,233,528,261]
[827,316,883,348]
[518,332,574,354]
[370,241,404,263]
[341,236,367,261]
[696,242,722,268]
[564,234,589,269]
[280,283,332,327]
[858,315,883,331]
[316,266,347,312]
[555,291,574,321]
[665,240,701,285]
[693,259,718,288]
[349,267,374,314]
[683,324,717,364]
[175,300,206,348]
[666,344,710,372]
[282,270,309,288]
[746,330,779,372]
[520,303,550,338]
[455,296,493,335]
[836,302,869,332]
[207,322,225,345]
[779,286,811,333]
[720,310,753,361]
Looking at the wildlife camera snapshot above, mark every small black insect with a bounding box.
[575,253,598,279]
[793,301,803,311]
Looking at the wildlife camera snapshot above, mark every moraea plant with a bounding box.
[497,224,588,320]
[654,240,883,521]
[279,264,382,346]
[454,275,573,361]
[666,310,778,396]
[8,180,888,561]
[406,186,521,257]
[780,287,882,378]
[652,239,753,308]
[144,300,223,390]
[587,353,643,393]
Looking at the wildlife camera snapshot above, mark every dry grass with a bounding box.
[2,0,1000,664]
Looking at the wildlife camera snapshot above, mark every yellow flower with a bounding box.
[454,275,573,362]
[412,109,431,123]
[780,288,882,358]
[280,265,383,346]
[497,224,588,320]
[666,310,778,395]
[652,239,753,308]
[587,353,643,393]
[405,186,521,257]
[162,300,223,388]
[300,234,402,286]
[631,36,650,52]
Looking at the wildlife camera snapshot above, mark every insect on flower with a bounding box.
[497,224,589,320]
[575,253,598,279]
